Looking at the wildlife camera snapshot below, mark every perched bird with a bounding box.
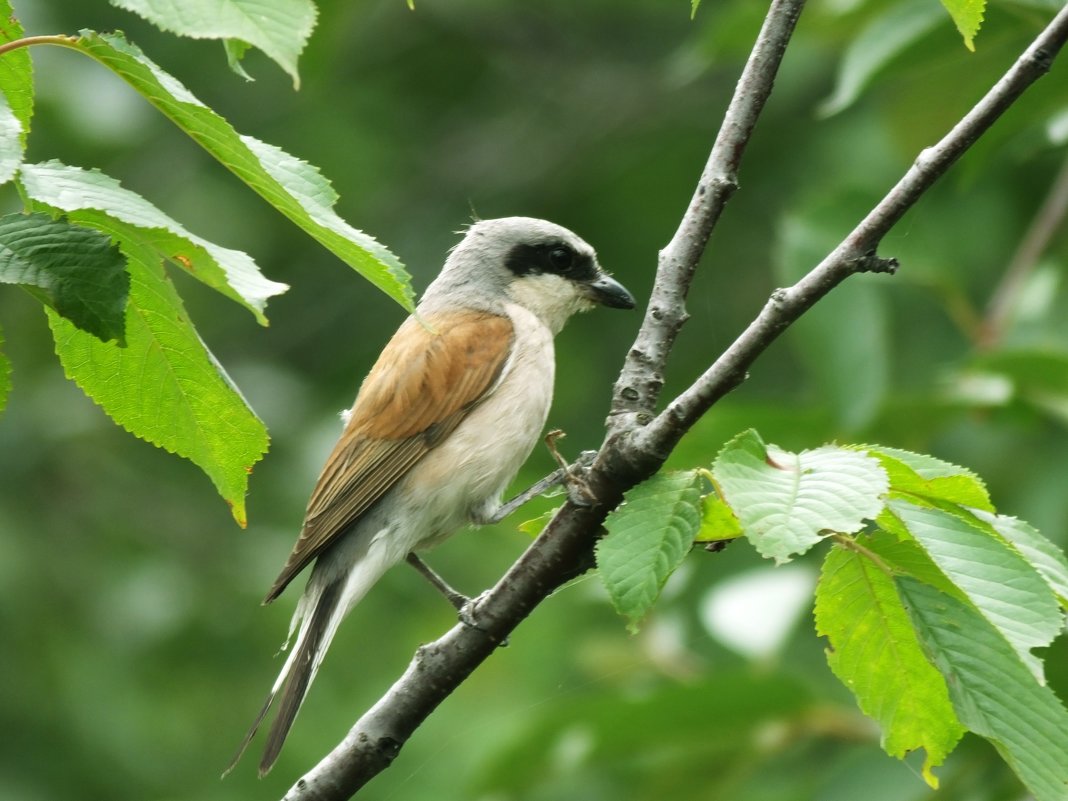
[230,217,635,776]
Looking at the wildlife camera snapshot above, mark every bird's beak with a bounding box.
[584,273,636,309]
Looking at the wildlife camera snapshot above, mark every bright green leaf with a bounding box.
[597,470,703,632]
[888,499,1063,683]
[516,506,560,539]
[0,212,128,342]
[815,541,963,787]
[690,0,701,19]
[0,322,10,413]
[868,446,992,511]
[819,0,944,116]
[109,0,317,88]
[0,0,33,146]
[223,38,254,81]
[65,31,413,311]
[939,0,985,51]
[976,510,1068,608]
[695,494,742,542]
[713,430,888,564]
[899,577,1068,801]
[47,243,268,526]
[19,160,284,326]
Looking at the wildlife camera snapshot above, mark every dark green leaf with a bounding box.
[899,577,1068,801]
[597,470,703,632]
[0,212,128,342]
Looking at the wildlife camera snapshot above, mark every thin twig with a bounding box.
[632,3,1068,461]
[609,0,806,437]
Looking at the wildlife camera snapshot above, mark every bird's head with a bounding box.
[423,217,635,332]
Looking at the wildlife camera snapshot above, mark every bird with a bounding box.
[228,216,635,776]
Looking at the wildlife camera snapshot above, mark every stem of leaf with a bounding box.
[0,35,80,58]
[831,532,896,577]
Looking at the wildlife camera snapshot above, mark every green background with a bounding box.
[2,1,1067,799]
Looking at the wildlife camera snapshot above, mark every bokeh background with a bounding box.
[2,1,1068,799]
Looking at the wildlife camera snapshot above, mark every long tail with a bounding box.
[224,535,400,777]
[224,578,345,777]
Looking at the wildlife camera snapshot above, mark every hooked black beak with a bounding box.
[584,273,636,310]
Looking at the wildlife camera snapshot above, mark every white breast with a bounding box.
[398,302,555,547]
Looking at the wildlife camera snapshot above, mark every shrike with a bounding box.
[231,217,635,775]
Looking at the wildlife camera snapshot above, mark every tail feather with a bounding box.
[260,579,344,776]
[223,579,345,778]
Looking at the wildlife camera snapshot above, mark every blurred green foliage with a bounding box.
[1,1,1068,800]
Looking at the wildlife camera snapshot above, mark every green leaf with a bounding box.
[223,38,254,81]
[819,0,944,116]
[47,243,268,526]
[0,0,33,146]
[713,430,888,564]
[899,577,1068,801]
[690,0,701,19]
[597,470,703,632]
[975,510,1068,608]
[868,446,993,511]
[888,500,1063,683]
[0,322,10,413]
[109,0,318,88]
[66,31,414,311]
[695,494,742,542]
[0,212,128,342]
[516,506,560,538]
[939,0,985,51]
[19,161,284,326]
[967,349,1068,426]
[815,541,963,787]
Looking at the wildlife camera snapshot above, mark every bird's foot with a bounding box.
[544,430,599,508]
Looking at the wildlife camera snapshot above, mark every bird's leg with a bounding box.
[475,467,567,525]
[405,552,469,612]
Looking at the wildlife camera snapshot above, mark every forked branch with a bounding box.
[282,3,1068,799]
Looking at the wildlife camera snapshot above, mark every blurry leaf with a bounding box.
[695,493,742,542]
[966,349,1068,426]
[868,446,993,511]
[475,671,815,798]
[819,0,945,116]
[109,0,317,88]
[975,510,1068,607]
[713,430,888,563]
[517,506,560,538]
[0,0,33,146]
[68,30,414,311]
[0,323,9,412]
[1048,106,1068,145]
[0,212,128,342]
[777,213,888,431]
[20,161,284,326]
[223,39,254,82]
[939,0,985,51]
[815,540,963,786]
[887,500,1063,683]
[47,244,268,526]
[899,577,1068,801]
[597,470,702,632]
[690,0,701,19]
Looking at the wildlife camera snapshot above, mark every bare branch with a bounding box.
[632,2,1068,460]
[609,0,806,432]
[281,4,1068,799]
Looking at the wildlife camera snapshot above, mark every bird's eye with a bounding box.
[548,246,574,272]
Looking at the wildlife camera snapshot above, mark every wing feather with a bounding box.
[263,310,514,602]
